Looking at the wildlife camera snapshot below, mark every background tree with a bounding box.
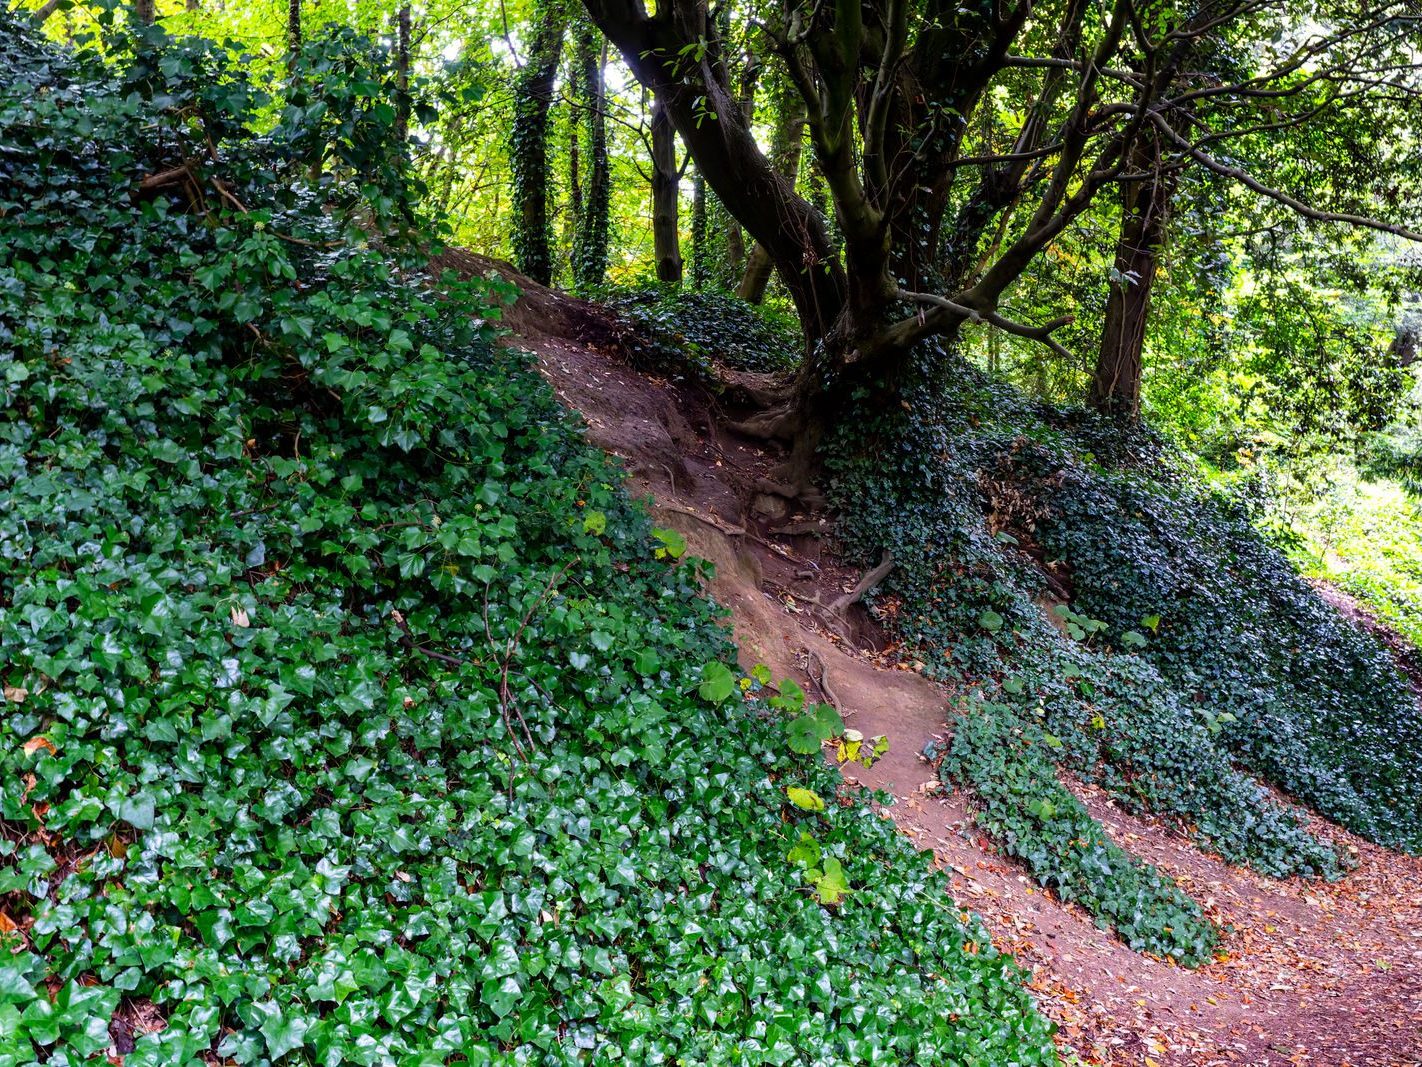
[649,94,682,283]
[511,0,569,284]
[569,18,611,289]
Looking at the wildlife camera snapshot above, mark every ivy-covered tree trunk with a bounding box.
[650,97,681,285]
[570,22,611,291]
[1089,137,1177,418]
[511,0,568,285]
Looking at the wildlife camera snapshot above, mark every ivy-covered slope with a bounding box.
[831,346,1422,965]
[0,21,1056,1067]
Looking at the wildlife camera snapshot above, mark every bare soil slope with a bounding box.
[443,251,1422,1067]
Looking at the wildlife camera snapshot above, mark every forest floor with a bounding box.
[442,251,1422,1067]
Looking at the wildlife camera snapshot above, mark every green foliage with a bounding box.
[829,345,1420,963]
[606,286,802,376]
[1277,455,1422,652]
[940,705,1218,965]
[0,21,1056,1065]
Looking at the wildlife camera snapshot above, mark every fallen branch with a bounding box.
[138,165,193,191]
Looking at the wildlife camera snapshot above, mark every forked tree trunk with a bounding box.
[1089,137,1177,418]
[650,98,682,285]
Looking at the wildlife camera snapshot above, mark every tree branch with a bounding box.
[1151,114,1422,243]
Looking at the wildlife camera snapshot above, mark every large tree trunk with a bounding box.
[582,0,846,346]
[511,0,568,285]
[571,26,611,290]
[650,97,682,285]
[134,0,155,24]
[1089,137,1177,418]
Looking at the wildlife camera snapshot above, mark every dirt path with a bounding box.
[450,252,1422,1067]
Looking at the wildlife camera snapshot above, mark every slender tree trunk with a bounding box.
[394,5,412,143]
[650,97,682,285]
[287,0,301,72]
[691,173,708,289]
[32,0,63,22]
[510,0,568,285]
[1089,137,1177,418]
[571,25,610,290]
[134,0,155,24]
[738,85,805,303]
[567,90,582,247]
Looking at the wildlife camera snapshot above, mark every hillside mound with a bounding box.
[0,21,1054,1066]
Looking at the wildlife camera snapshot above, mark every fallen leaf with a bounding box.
[22,736,56,756]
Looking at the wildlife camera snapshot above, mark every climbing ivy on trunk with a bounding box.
[510,0,567,285]
[570,18,610,291]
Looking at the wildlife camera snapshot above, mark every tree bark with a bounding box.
[511,0,569,285]
[650,97,682,285]
[691,171,708,289]
[134,0,155,24]
[738,82,805,303]
[571,25,611,290]
[286,0,301,72]
[394,5,412,143]
[1089,136,1177,418]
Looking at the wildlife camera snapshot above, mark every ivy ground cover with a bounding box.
[830,347,1422,965]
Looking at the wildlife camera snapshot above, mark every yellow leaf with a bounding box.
[786,786,825,812]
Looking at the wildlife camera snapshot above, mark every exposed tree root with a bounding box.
[828,549,893,614]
